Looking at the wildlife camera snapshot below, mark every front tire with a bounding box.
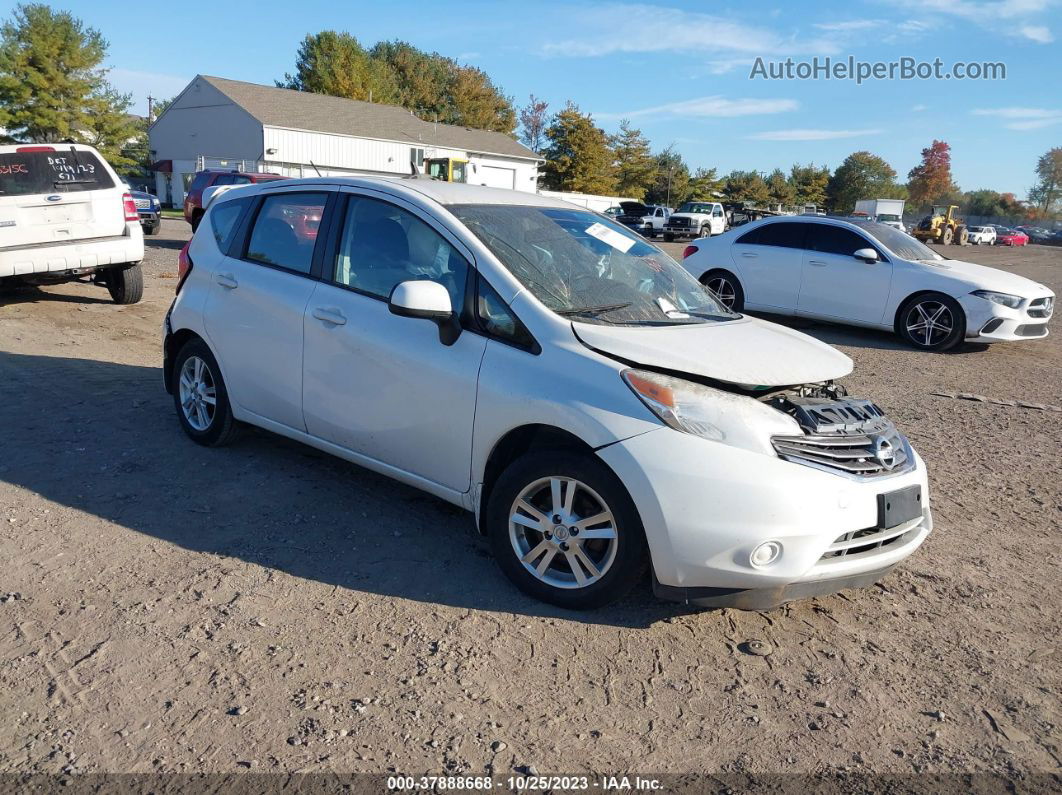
[700,223,712,238]
[663,232,674,242]
[171,338,240,446]
[106,264,143,304]
[701,269,745,312]
[486,452,648,609]
[896,293,965,351]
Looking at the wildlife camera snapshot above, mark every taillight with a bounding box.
[16,145,55,152]
[176,242,193,293]
[682,245,698,259]
[122,192,138,222]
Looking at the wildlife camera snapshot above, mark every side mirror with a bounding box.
[853,247,879,263]
[388,280,461,345]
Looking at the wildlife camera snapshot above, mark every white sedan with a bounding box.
[682,216,1054,350]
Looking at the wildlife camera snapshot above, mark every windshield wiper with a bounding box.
[556,302,632,317]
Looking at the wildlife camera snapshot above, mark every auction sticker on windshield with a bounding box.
[585,222,636,253]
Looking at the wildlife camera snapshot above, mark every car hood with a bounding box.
[670,212,709,220]
[917,258,1052,296]
[129,190,157,201]
[572,315,853,387]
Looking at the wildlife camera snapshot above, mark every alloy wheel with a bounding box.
[178,355,217,431]
[706,276,737,309]
[905,300,954,347]
[508,477,618,589]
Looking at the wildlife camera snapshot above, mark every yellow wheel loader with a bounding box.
[912,205,968,246]
[424,157,469,183]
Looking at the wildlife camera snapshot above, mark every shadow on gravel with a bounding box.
[0,284,113,306]
[146,237,188,252]
[749,311,992,355]
[0,350,677,628]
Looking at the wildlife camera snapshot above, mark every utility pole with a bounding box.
[147,95,155,122]
[666,166,674,207]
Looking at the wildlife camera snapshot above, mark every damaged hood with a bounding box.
[572,315,853,387]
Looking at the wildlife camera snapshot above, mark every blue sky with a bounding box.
[5,0,1060,195]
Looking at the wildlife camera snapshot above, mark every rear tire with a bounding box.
[701,269,745,312]
[896,293,965,351]
[171,338,240,447]
[941,226,954,245]
[486,451,648,609]
[190,211,203,233]
[106,264,143,304]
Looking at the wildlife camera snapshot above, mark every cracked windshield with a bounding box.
[453,205,735,325]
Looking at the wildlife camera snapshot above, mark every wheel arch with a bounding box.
[164,328,222,394]
[476,424,601,535]
[893,289,968,334]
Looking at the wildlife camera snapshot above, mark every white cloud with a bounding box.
[1019,24,1054,41]
[813,20,886,31]
[749,128,882,141]
[597,96,798,121]
[971,106,1062,130]
[541,4,840,58]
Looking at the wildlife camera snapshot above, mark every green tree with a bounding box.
[1028,147,1062,214]
[765,167,795,207]
[610,120,656,200]
[449,64,515,134]
[686,166,724,201]
[540,102,616,194]
[789,163,830,207]
[644,147,690,206]
[826,151,903,214]
[0,3,138,164]
[964,188,1008,217]
[724,170,770,205]
[280,31,399,104]
[907,140,958,209]
[370,40,451,119]
[518,94,549,152]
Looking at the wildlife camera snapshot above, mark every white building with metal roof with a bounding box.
[148,75,541,207]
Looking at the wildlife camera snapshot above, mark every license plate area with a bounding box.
[877,485,922,529]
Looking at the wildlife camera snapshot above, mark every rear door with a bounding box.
[728,221,807,312]
[202,186,334,430]
[798,222,892,323]
[0,147,124,248]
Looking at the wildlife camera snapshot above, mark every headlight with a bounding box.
[971,290,1022,309]
[622,369,800,456]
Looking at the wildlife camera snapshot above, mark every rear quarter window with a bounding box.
[0,150,115,196]
[208,197,252,252]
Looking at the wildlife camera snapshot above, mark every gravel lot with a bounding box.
[1,219,1059,784]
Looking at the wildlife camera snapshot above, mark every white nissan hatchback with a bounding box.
[164,177,931,610]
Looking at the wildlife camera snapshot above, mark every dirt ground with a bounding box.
[0,220,1059,786]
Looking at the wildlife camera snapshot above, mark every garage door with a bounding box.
[476,165,516,190]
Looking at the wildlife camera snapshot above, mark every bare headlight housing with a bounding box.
[622,369,801,456]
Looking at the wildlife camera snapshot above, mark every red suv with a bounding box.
[183,169,286,230]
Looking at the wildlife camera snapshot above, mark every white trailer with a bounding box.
[854,199,906,231]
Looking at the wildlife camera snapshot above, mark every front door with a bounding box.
[301,189,487,493]
[798,223,893,324]
[202,188,331,430]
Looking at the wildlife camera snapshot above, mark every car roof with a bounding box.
[247,175,581,209]
[0,142,104,154]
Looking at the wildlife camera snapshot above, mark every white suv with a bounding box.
[164,177,930,610]
[0,143,144,303]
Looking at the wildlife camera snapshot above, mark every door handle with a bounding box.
[808,260,827,267]
[215,273,238,289]
[312,307,347,326]
[740,252,758,258]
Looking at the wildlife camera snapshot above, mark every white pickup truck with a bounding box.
[663,201,727,241]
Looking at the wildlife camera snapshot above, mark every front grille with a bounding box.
[669,217,691,227]
[134,198,151,209]
[771,396,913,479]
[1014,323,1048,337]
[1027,297,1053,318]
[819,515,925,562]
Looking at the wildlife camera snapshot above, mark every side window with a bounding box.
[245,192,327,274]
[208,197,250,250]
[807,224,879,258]
[333,195,469,305]
[476,274,535,350]
[736,222,806,248]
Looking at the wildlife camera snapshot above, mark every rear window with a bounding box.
[0,150,115,196]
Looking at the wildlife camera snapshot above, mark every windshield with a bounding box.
[452,204,736,326]
[851,220,943,261]
[677,203,714,214]
[0,149,114,195]
[877,213,901,222]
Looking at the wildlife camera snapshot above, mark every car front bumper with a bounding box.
[138,210,161,227]
[0,225,145,278]
[958,293,1053,342]
[596,427,931,609]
